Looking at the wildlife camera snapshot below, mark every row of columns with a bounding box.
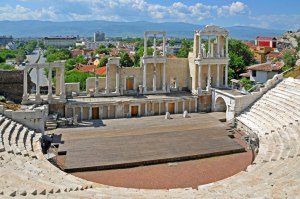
[67,97,197,120]
[197,64,228,91]
[196,34,229,59]
[143,63,166,93]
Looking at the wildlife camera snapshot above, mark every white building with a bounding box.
[248,62,284,83]
[44,36,77,48]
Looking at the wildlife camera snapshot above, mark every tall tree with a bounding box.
[120,53,134,67]
[228,39,255,80]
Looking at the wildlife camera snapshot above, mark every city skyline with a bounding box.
[0,0,299,30]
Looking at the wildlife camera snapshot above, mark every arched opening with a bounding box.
[215,97,227,112]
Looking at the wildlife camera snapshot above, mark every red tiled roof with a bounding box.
[256,36,277,41]
[266,52,283,58]
[244,42,255,48]
[247,62,284,72]
[76,64,106,75]
[167,55,177,58]
[95,67,106,75]
[239,71,250,77]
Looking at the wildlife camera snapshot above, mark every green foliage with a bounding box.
[176,39,192,58]
[0,49,16,62]
[24,40,37,54]
[97,57,108,67]
[107,43,116,48]
[15,48,26,63]
[120,53,134,67]
[228,39,255,80]
[95,46,111,55]
[0,63,15,70]
[45,46,71,62]
[239,77,254,90]
[137,47,154,57]
[133,53,140,67]
[65,70,95,90]
[282,51,297,71]
[296,36,300,52]
[65,55,87,71]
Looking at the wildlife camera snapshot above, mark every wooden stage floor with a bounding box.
[54,113,245,172]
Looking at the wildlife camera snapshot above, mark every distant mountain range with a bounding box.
[0,20,285,40]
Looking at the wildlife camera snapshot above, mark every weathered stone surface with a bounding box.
[0,70,33,103]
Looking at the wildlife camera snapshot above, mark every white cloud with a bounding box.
[218,1,248,16]
[0,1,250,22]
[0,5,61,21]
[250,14,300,30]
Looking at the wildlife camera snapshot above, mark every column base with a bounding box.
[143,87,147,94]
[105,89,110,94]
[22,94,29,101]
[35,94,42,102]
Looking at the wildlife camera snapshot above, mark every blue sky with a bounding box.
[0,0,299,30]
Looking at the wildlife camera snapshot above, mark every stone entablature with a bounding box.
[22,62,66,105]
[65,95,198,120]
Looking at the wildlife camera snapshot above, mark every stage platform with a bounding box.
[55,113,245,172]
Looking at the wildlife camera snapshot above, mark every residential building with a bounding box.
[94,31,105,42]
[255,36,277,48]
[44,36,77,48]
[247,62,284,83]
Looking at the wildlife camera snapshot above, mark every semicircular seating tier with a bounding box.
[1,77,300,198]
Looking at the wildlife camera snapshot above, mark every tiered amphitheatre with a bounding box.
[1,77,300,198]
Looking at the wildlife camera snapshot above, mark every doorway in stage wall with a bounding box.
[126,77,134,90]
[131,106,139,117]
[92,107,99,119]
[168,103,175,114]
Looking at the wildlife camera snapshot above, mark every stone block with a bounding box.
[165,112,171,119]
[183,110,189,118]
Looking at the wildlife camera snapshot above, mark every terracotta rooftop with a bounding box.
[76,64,106,75]
[239,71,250,77]
[266,52,283,58]
[247,62,284,72]
[256,36,277,41]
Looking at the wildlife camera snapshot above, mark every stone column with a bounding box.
[162,33,166,56]
[36,67,41,101]
[153,64,156,92]
[80,107,83,121]
[143,64,147,93]
[158,102,161,115]
[163,63,166,92]
[105,63,109,94]
[226,37,229,58]
[95,75,99,93]
[100,106,103,119]
[217,64,220,87]
[153,34,157,57]
[217,36,220,58]
[195,98,198,113]
[115,65,119,94]
[182,100,185,112]
[193,32,197,57]
[48,66,52,100]
[60,67,65,100]
[198,64,202,92]
[23,67,28,100]
[198,34,202,58]
[207,64,211,90]
[208,36,211,58]
[175,101,178,114]
[225,64,228,87]
[144,32,147,57]
[89,106,92,120]
[145,103,147,116]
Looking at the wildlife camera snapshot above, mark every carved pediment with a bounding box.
[199,25,229,37]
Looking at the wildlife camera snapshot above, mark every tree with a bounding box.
[65,55,87,71]
[95,47,111,55]
[133,53,140,67]
[120,53,134,67]
[97,57,108,67]
[15,48,26,63]
[228,39,255,80]
[282,51,297,71]
[45,48,71,62]
[108,43,116,48]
